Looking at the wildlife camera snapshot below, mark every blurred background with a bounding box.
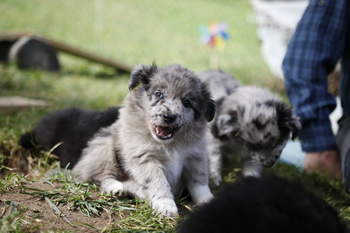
[0,0,303,82]
[0,0,310,123]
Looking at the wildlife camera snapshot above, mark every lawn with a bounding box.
[1,0,350,232]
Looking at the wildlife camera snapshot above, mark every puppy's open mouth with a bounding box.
[154,125,178,140]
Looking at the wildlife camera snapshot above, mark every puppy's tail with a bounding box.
[19,132,38,149]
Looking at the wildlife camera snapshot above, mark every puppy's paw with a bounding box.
[190,185,214,205]
[196,193,214,205]
[100,179,127,196]
[210,174,222,187]
[242,169,261,178]
[152,198,178,217]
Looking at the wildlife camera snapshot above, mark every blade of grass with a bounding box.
[44,196,75,227]
[75,222,101,232]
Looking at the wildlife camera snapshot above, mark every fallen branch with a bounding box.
[0,32,132,73]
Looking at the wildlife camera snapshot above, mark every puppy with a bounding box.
[21,63,216,217]
[20,107,120,168]
[198,71,301,186]
[178,175,348,233]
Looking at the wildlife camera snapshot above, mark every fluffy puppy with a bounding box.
[74,64,216,216]
[21,63,216,217]
[178,175,348,233]
[198,71,301,186]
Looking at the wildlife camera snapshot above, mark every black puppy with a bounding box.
[20,107,119,168]
[178,175,348,233]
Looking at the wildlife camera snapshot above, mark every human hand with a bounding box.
[303,150,341,179]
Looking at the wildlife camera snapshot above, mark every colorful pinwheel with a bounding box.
[200,22,230,49]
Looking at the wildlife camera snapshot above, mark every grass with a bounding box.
[0,149,178,232]
[1,69,350,232]
[0,203,25,233]
[1,0,350,232]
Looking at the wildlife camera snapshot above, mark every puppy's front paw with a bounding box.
[196,193,214,205]
[152,198,178,217]
[242,169,261,178]
[242,162,262,178]
[210,175,222,187]
[100,179,127,196]
[190,185,214,205]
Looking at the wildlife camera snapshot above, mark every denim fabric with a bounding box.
[282,0,350,152]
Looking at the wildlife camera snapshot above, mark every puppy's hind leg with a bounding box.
[100,178,127,196]
[73,126,127,196]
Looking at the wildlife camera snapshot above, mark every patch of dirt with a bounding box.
[0,147,135,232]
[0,181,128,232]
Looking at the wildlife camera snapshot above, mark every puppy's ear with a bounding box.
[128,63,158,91]
[288,115,302,140]
[200,81,216,122]
[275,102,302,140]
[214,111,240,137]
[205,98,216,122]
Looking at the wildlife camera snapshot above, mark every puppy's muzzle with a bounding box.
[154,113,180,140]
[261,157,279,167]
[262,161,275,168]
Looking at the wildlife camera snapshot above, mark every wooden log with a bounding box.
[0,96,51,113]
[0,32,132,73]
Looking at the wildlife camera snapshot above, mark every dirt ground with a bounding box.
[0,181,129,232]
[0,146,185,232]
[0,148,168,233]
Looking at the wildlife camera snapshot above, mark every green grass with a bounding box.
[1,1,349,232]
[0,203,25,233]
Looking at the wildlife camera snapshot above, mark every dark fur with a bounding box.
[178,175,348,233]
[19,107,119,168]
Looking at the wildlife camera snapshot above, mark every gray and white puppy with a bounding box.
[198,71,301,186]
[73,64,216,216]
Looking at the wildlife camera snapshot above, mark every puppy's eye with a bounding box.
[234,135,245,143]
[183,99,192,108]
[155,92,164,99]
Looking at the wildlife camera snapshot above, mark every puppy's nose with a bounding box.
[163,113,177,123]
[263,160,275,168]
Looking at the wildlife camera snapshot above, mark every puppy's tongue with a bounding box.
[156,126,173,138]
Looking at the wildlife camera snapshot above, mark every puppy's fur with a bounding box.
[178,175,348,233]
[20,107,120,168]
[21,63,216,217]
[198,71,301,186]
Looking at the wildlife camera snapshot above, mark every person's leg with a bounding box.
[340,44,350,115]
[337,115,350,192]
[337,44,350,192]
